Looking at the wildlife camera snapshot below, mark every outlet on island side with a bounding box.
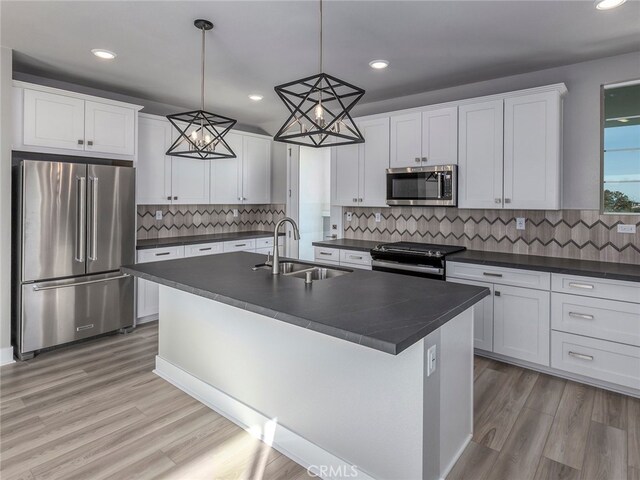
[346,212,353,221]
[426,345,437,377]
[516,217,526,230]
[155,210,163,220]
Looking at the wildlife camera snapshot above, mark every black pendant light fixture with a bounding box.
[166,19,237,159]
[273,0,365,148]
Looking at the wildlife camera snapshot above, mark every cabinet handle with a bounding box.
[568,282,594,290]
[504,198,511,204]
[494,290,501,296]
[155,252,171,256]
[235,244,247,247]
[173,196,178,200]
[319,252,332,256]
[87,140,94,147]
[358,198,363,202]
[76,324,94,332]
[199,247,212,251]
[166,196,172,200]
[77,139,84,145]
[494,198,502,204]
[414,157,421,163]
[568,351,594,361]
[238,197,242,201]
[483,272,503,278]
[569,312,594,320]
[421,157,427,163]
[349,255,363,260]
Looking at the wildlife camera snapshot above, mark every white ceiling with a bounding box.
[2,0,639,131]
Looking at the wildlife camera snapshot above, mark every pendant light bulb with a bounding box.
[191,130,198,141]
[315,103,324,122]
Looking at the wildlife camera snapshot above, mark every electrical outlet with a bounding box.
[155,210,163,220]
[516,217,526,230]
[617,224,637,234]
[426,345,437,377]
[375,212,381,223]
[332,224,337,230]
[346,212,353,221]
[233,209,239,218]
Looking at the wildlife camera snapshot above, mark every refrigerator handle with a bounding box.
[32,273,131,291]
[75,176,86,263]
[88,176,98,261]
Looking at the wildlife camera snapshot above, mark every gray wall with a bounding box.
[350,51,640,210]
[0,47,12,363]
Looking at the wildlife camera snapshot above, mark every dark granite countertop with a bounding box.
[312,239,381,252]
[448,250,640,283]
[137,231,284,250]
[122,252,489,355]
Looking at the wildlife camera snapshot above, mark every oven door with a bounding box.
[371,259,444,280]
[386,165,456,206]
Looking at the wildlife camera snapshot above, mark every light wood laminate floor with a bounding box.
[1,323,637,480]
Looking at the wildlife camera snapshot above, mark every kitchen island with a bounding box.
[123,252,489,480]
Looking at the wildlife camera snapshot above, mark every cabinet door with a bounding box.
[242,136,271,204]
[448,278,494,352]
[137,116,173,205]
[333,143,360,206]
[84,101,135,156]
[359,117,390,207]
[390,112,422,168]
[504,91,561,210]
[136,246,184,321]
[171,158,211,204]
[23,89,85,151]
[493,285,550,366]
[211,132,243,204]
[422,106,458,165]
[458,100,504,209]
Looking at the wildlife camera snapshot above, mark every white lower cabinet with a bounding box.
[185,242,223,257]
[314,246,372,270]
[447,278,494,351]
[136,246,185,322]
[493,285,550,366]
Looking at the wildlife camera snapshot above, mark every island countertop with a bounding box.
[123,252,489,355]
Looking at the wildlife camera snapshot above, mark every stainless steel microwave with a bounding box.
[386,165,457,206]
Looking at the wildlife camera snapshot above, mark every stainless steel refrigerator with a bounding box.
[14,159,135,359]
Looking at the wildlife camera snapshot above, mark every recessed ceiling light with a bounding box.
[91,49,117,60]
[595,0,626,10]
[248,94,263,101]
[369,60,389,70]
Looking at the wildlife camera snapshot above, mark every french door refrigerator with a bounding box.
[14,159,135,359]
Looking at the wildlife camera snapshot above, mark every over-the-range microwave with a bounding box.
[386,164,457,206]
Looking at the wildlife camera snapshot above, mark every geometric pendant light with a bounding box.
[273,0,365,148]
[166,19,237,159]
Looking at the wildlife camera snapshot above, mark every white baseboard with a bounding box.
[154,356,374,480]
[0,346,15,365]
[439,434,472,480]
[135,314,158,326]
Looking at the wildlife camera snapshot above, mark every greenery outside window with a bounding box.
[602,80,640,214]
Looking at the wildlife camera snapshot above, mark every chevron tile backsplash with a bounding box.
[137,204,286,240]
[343,207,640,264]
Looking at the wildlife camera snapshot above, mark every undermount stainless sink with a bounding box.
[253,260,351,280]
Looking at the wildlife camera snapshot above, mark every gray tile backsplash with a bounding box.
[343,207,640,264]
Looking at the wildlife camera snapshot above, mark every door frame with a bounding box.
[286,145,300,258]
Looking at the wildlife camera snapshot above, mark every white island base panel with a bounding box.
[154,285,474,480]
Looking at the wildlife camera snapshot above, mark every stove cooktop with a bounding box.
[371,242,465,258]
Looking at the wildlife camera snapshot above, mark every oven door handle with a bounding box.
[371,260,443,276]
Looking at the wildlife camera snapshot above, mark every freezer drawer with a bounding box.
[20,272,134,353]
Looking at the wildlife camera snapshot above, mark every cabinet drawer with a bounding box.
[339,249,372,267]
[137,246,185,263]
[314,247,340,263]
[223,239,256,252]
[447,262,550,290]
[551,331,640,390]
[185,242,223,257]
[255,237,274,249]
[551,293,640,347]
[551,274,640,304]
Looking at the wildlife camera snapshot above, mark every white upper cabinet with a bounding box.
[421,106,458,166]
[389,107,458,168]
[84,100,135,156]
[242,135,271,204]
[137,115,172,205]
[18,82,140,159]
[503,91,562,210]
[333,116,389,207]
[211,132,243,204]
[171,158,211,205]
[458,100,505,209]
[23,89,85,151]
[359,117,390,207]
[390,112,422,168]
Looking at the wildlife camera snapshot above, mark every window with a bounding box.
[602,81,640,214]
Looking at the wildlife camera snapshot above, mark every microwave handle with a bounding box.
[436,172,443,199]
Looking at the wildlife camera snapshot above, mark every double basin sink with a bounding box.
[254,261,351,281]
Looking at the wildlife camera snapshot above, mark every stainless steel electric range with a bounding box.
[370,242,466,281]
